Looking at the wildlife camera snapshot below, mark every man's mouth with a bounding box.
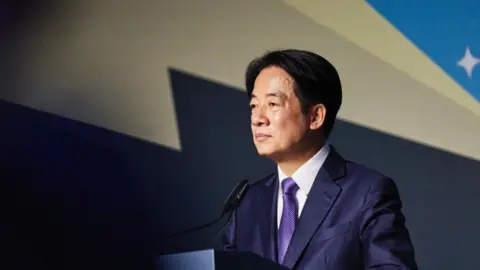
[255,133,271,142]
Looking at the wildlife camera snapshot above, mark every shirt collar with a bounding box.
[277,143,330,196]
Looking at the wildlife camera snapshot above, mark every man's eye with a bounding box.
[269,102,277,107]
[249,104,257,109]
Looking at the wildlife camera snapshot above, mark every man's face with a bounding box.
[249,66,311,160]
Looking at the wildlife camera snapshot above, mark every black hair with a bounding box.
[245,49,342,138]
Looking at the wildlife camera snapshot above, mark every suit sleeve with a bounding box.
[221,209,237,251]
[360,177,418,269]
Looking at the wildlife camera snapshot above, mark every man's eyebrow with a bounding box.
[250,91,286,99]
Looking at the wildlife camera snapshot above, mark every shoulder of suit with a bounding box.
[343,159,394,185]
[332,161,397,204]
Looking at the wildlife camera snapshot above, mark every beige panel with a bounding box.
[1,0,479,160]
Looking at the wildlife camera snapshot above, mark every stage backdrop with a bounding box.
[1,1,479,270]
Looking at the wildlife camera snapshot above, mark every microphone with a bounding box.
[166,179,250,239]
[219,179,250,216]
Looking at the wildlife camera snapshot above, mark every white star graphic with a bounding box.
[457,46,480,78]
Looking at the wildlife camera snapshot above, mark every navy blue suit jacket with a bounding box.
[222,147,418,269]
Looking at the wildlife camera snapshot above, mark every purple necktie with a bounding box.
[277,177,299,264]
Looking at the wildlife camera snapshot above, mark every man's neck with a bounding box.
[277,143,325,177]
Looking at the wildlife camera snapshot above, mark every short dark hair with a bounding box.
[245,49,342,138]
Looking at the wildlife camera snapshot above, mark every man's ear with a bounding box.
[310,104,326,130]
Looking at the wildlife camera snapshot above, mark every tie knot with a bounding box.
[282,177,299,194]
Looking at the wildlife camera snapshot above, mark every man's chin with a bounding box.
[256,147,293,162]
[256,148,281,160]
[255,148,273,157]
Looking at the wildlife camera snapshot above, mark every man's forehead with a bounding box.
[260,72,294,88]
[252,75,294,96]
[268,73,293,84]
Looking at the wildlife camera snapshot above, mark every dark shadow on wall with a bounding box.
[1,68,479,270]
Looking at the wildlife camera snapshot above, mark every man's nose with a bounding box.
[251,108,269,126]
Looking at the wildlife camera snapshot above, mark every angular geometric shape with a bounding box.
[457,47,480,79]
[367,0,480,102]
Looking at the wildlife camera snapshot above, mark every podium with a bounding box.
[155,249,288,270]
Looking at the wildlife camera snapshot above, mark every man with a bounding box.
[222,49,418,269]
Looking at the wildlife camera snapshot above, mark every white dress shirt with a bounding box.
[277,144,330,228]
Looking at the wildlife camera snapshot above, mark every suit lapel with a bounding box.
[256,173,278,262]
[281,147,346,269]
